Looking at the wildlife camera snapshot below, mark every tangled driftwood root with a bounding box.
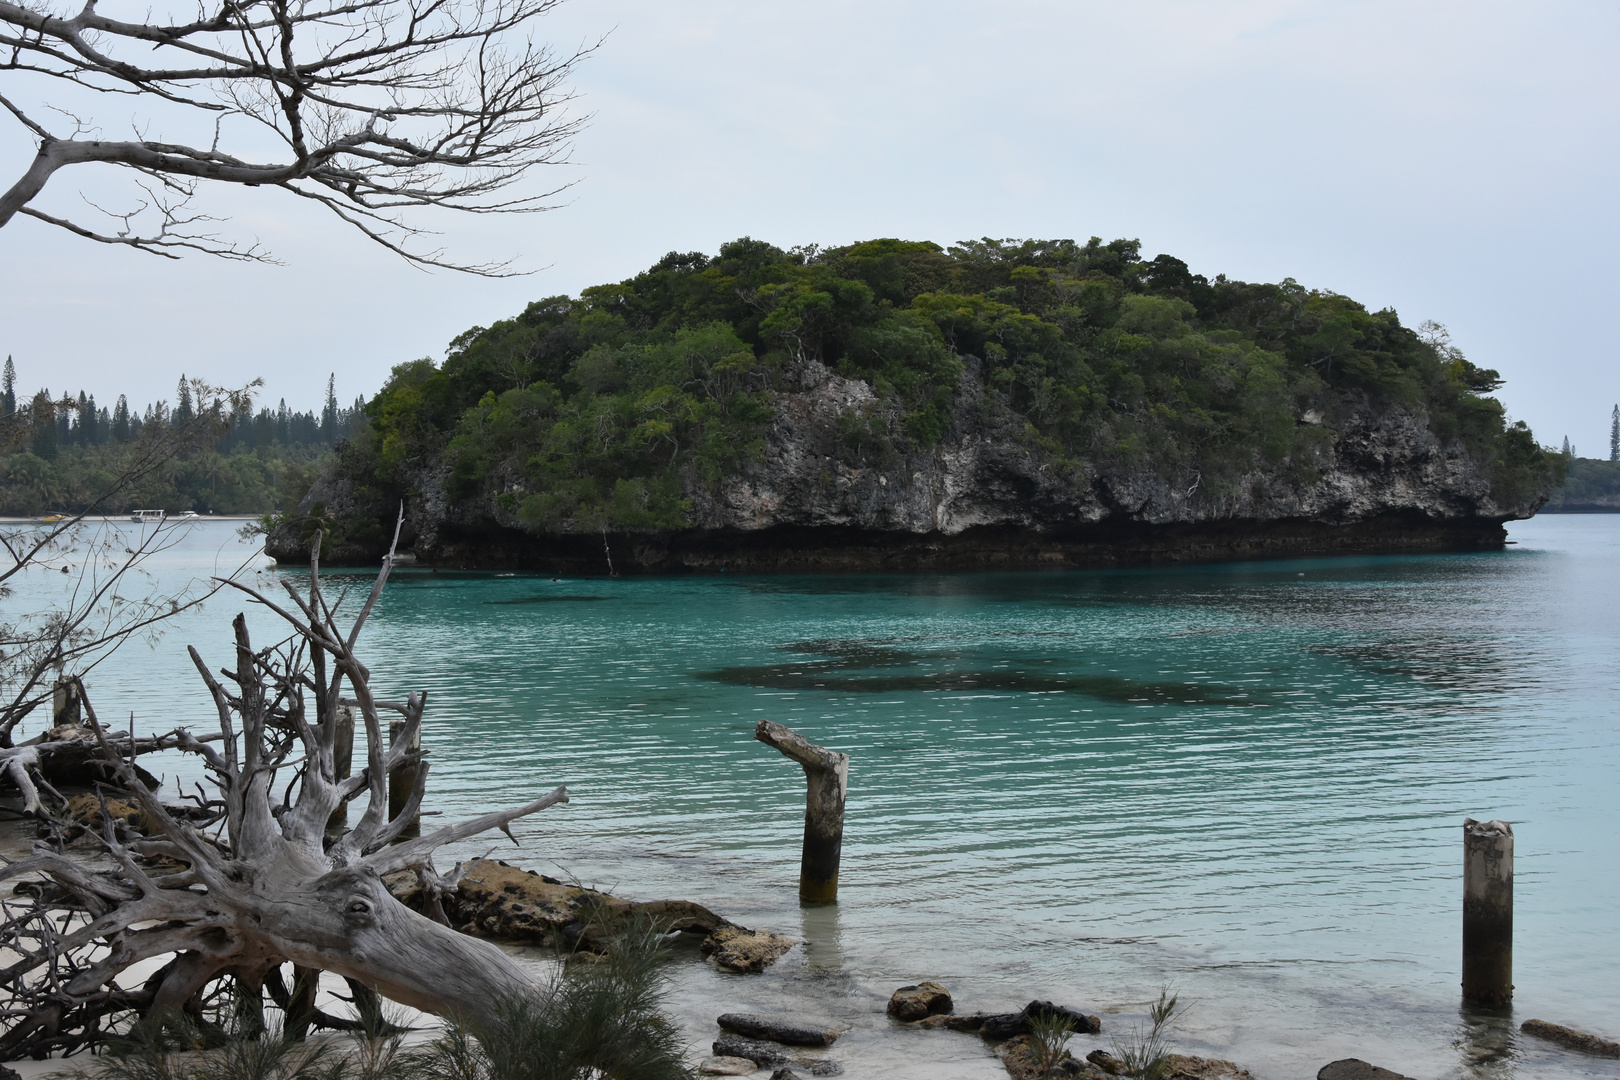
[1,524,572,1060]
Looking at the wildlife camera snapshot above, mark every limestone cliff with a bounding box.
[267,359,1544,572]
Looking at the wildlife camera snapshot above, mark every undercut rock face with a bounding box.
[270,363,1552,575]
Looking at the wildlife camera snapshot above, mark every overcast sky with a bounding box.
[2,1,1616,452]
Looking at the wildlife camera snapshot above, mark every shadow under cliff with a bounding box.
[276,511,1510,573]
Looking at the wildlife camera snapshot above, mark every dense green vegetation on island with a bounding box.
[306,236,1556,546]
[1541,455,1620,511]
[0,364,362,516]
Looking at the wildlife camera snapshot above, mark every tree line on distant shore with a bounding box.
[0,359,364,515]
[1540,404,1620,512]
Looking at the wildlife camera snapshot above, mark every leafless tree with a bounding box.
[0,0,592,272]
[0,523,568,1059]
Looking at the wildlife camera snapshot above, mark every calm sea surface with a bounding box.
[7,515,1618,1079]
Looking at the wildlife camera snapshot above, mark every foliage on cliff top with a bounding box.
[328,236,1557,534]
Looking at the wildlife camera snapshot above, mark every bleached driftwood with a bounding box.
[0,520,568,1058]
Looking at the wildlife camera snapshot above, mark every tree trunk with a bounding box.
[388,718,421,838]
[755,720,848,905]
[327,706,355,833]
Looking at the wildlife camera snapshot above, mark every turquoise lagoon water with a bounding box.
[6,515,1619,1079]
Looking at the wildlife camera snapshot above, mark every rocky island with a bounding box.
[267,237,1560,570]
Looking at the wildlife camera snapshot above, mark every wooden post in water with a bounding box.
[52,677,82,728]
[327,706,355,833]
[1463,818,1513,1008]
[756,720,848,905]
[388,718,421,838]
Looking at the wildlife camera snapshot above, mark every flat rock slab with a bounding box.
[1522,1019,1620,1058]
[1317,1060,1414,1080]
[713,1035,840,1075]
[888,981,954,1021]
[718,1012,847,1046]
[699,1056,760,1076]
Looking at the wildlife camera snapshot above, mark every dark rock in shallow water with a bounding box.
[718,1012,847,1047]
[1521,1019,1620,1058]
[1316,1061,1414,1080]
[944,1013,992,1033]
[1024,1000,1102,1035]
[980,1012,1031,1040]
[887,981,954,1021]
[714,1033,792,1064]
[979,1001,1102,1041]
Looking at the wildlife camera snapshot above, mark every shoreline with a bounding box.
[271,512,1515,573]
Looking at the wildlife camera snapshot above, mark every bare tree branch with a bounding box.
[0,0,595,272]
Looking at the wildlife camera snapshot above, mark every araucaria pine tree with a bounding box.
[1609,404,1617,462]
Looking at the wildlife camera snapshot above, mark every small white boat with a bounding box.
[129,509,165,524]
[175,511,200,521]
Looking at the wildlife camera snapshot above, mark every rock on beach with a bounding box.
[385,858,792,970]
[1520,1019,1620,1058]
[1158,1055,1255,1080]
[713,1033,794,1066]
[702,926,799,973]
[887,981,954,1021]
[717,1013,847,1047]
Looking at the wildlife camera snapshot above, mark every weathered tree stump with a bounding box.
[52,677,83,726]
[755,720,847,905]
[388,715,422,838]
[327,705,355,833]
[1463,817,1513,1007]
